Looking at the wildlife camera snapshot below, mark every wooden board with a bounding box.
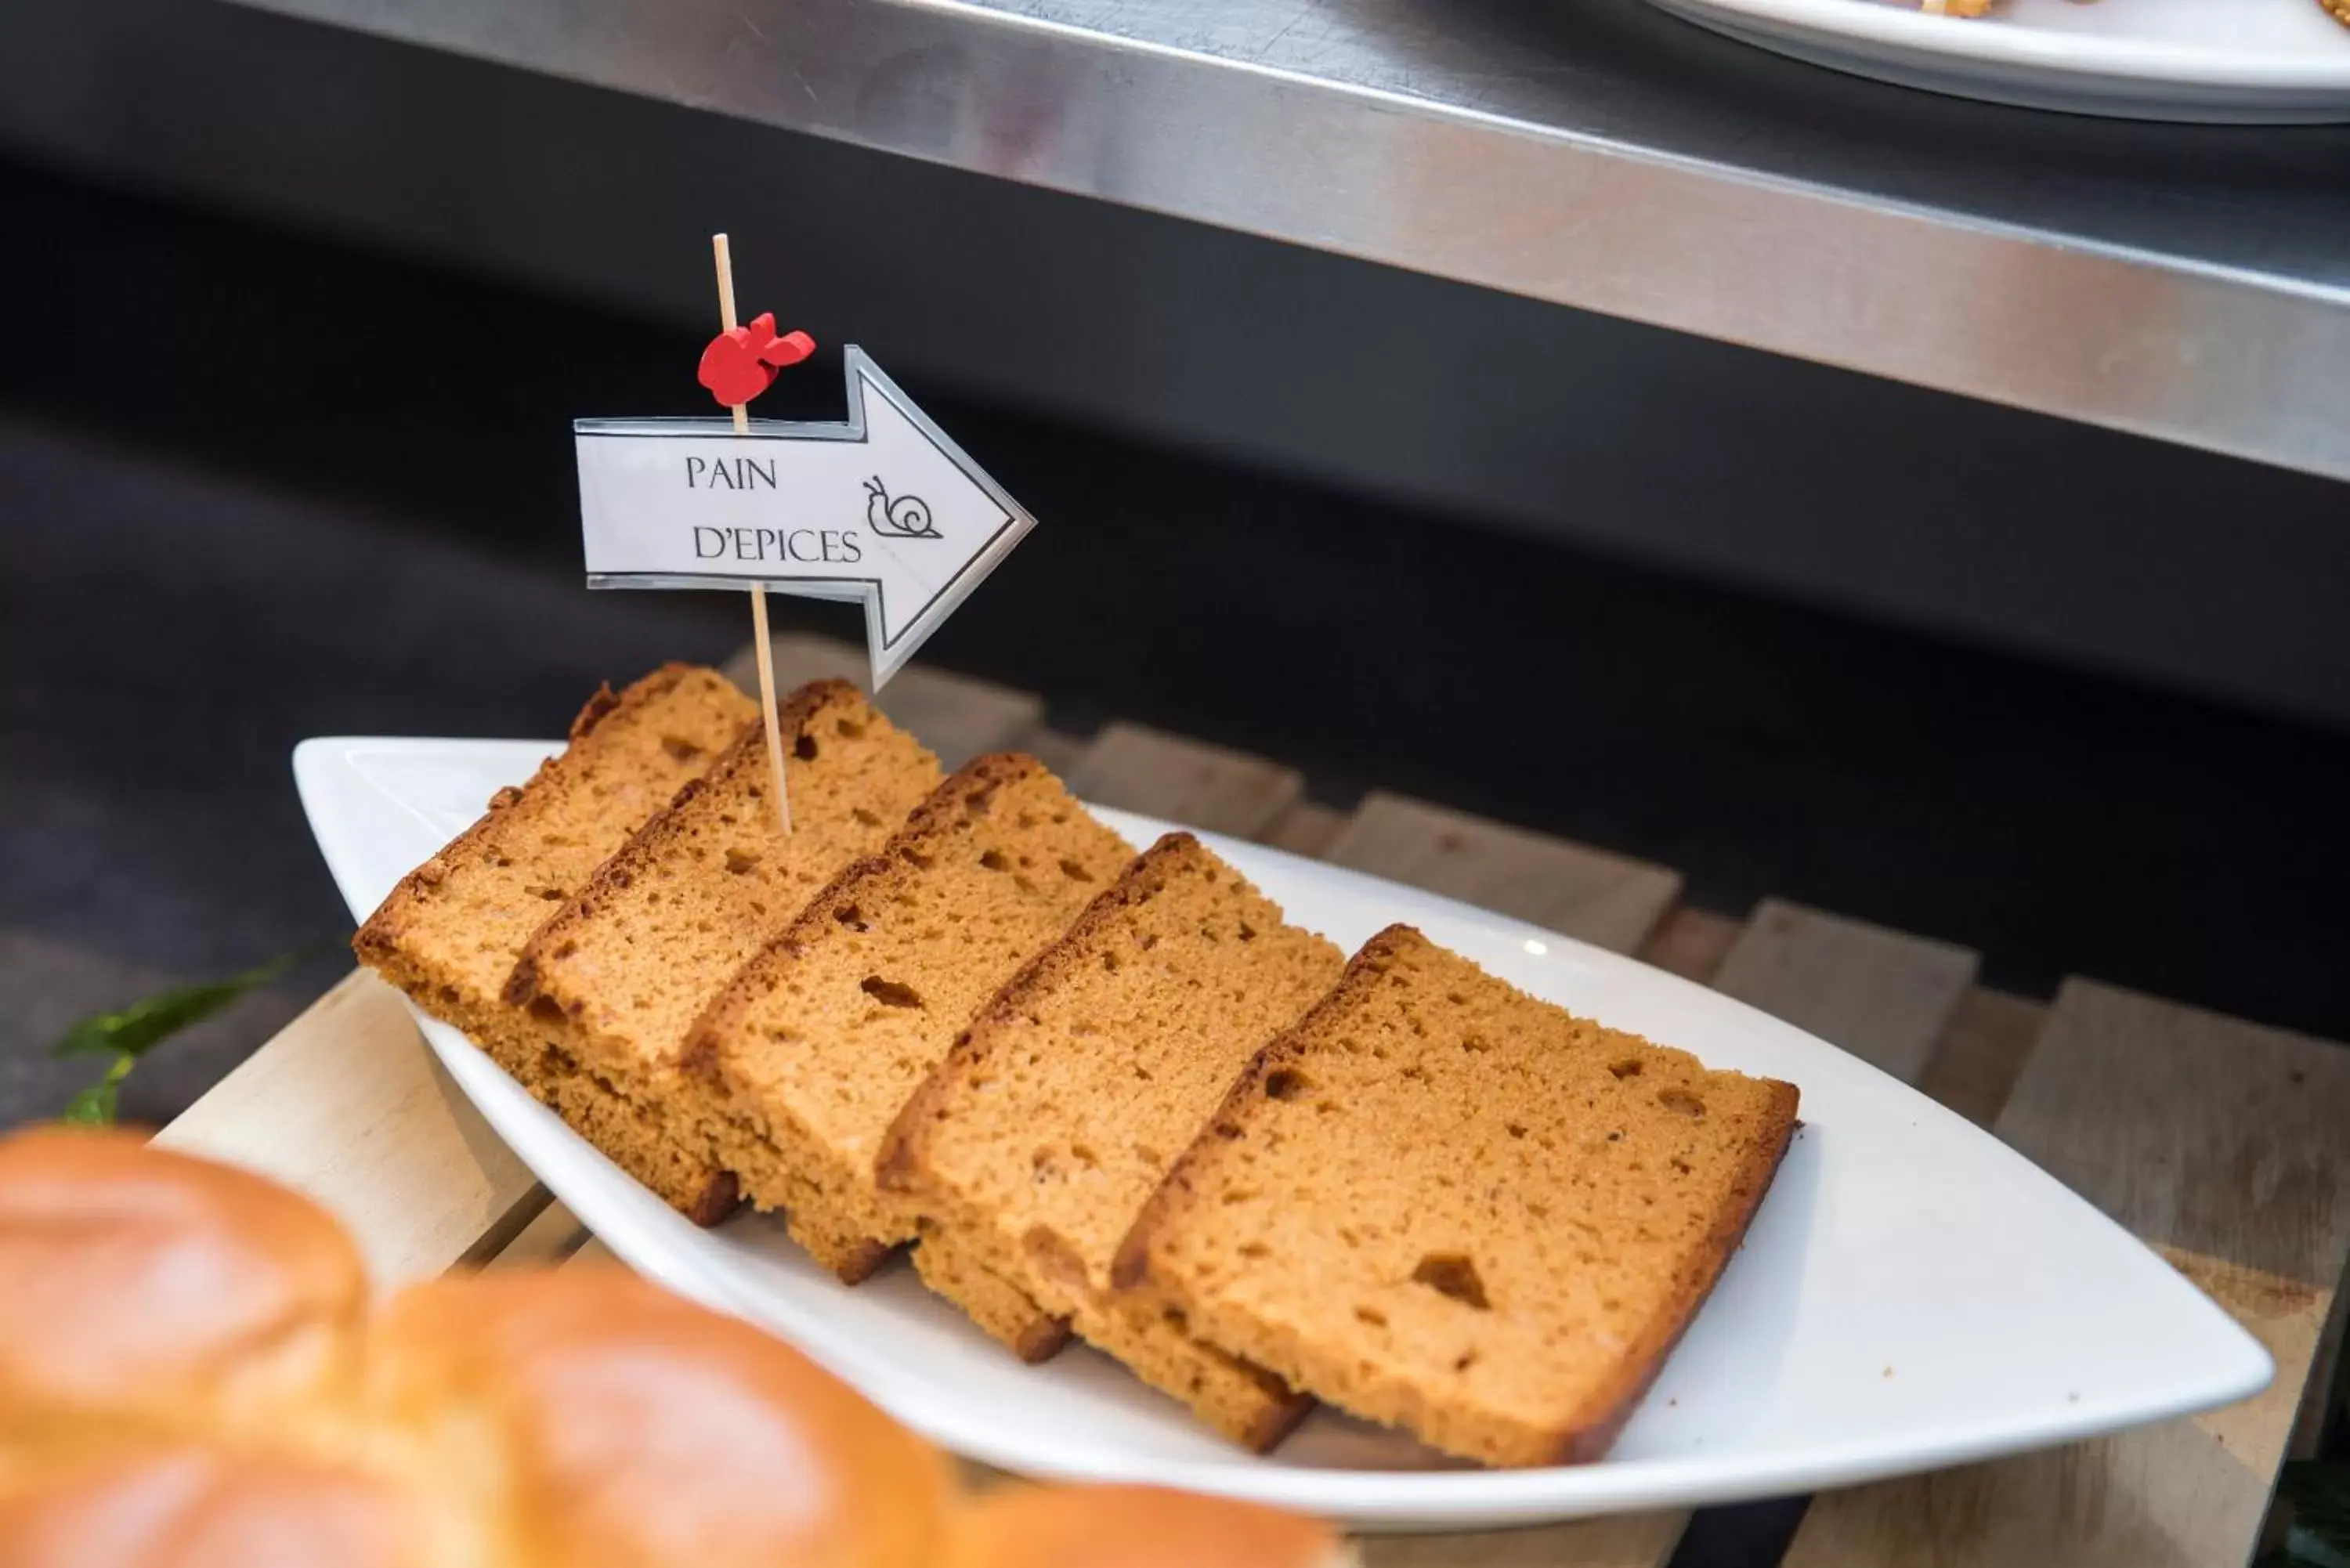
[1637,906,1745,987]
[1917,987,2048,1132]
[1784,981,2350,1568]
[1065,721,1303,840]
[157,969,546,1290]
[485,1196,591,1271]
[1709,900,1978,1082]
[1261,800,1351,860]
[1017,724,1092,780]
[2291,1263,2350,1464]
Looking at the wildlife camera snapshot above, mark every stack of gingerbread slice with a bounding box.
[358,663,1798,1466]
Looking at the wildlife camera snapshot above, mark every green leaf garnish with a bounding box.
[60,1057,133,1125]
[52,950,310,1061]
[52,945,327,1125]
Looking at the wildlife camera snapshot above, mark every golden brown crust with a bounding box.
[678,753,1116,1343]
[0,1129,367,1452]
[490,1036,743,1223]
[682,1170,741,1228]
[1242,1386,1318,1452]
[945,1483,1349,1568]
[1,1128,1360,1563]
[1111,926,1414,1295]
[352,663,715,985]
[1542,1082,1797,1463]
[830,1237,897,1286]
[370,1269,955,1568]
[673,860,882,1091]
[883,833,1332,1448]
[0,1443,439,1568]
[1014,1313,1076,1364]
[353,664,758,1227]
[678,753,1055,1086]
[909,1226,1075,1362]
[568,678,627,740]
[503,678,864,1016]
[876,832,1207,1195]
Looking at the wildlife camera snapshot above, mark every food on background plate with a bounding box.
[0,1128,1347,1568]
[504,680,940,1223]
[1890,1,2350,34]
[881,832,1342,1448]
[1115,925,1800,1467]
[681,754,1131,1305]
[1910,0,2350,31]
[354,663,755,1217]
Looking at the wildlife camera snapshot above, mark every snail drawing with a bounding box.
[862,475,942,539]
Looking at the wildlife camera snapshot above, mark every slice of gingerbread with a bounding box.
[880,833,1340,1449]
[682,755,1130,1326]
[354,664,754,1214]
[501,679,938,1221]
[1116,925,1799,1468]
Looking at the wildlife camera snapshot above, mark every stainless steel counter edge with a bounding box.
[235,0,2350,482]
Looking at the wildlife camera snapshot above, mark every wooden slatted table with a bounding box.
[158,633,2350,1568]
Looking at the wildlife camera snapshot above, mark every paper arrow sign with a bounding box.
[575,347,1032,686]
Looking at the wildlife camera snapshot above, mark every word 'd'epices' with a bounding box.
[695,526,862,564]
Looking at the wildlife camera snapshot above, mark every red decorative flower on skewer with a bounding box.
[697,312,816,408]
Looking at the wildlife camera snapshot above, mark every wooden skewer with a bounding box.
[712,232,793,836]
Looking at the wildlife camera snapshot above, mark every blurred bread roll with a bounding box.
[0,1443,442,1568]
[368,1267,954,1568]
[948,1483,1354,1568]
[0,1130,1332,1567]
[0,1129,367,1455]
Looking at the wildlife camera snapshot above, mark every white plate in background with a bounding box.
[295,735,2269,1530]
[1644,0,2350,121]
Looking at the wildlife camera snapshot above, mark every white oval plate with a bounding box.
[295,735,2269,1530]
[1643,0,2350,121]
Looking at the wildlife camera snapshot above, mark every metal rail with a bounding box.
[226,0,2350,482]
